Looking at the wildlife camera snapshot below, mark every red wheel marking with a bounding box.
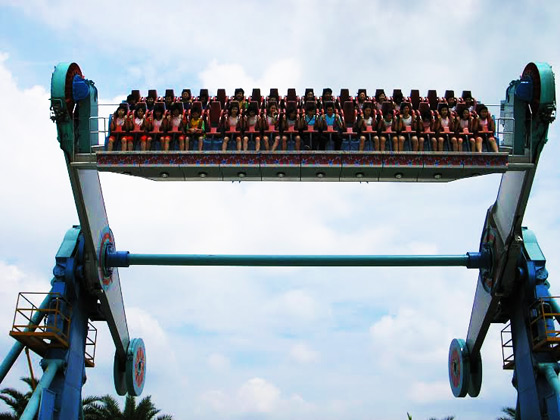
[98,230,114,290]
[451,349,461,388]
[135,345,146,388]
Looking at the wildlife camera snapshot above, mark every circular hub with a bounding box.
[522,62,542,111]
[448,338,470,397]
[126,338,146,396]
[98,227,115,291]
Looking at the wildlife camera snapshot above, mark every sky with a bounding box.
[0,1,559,419]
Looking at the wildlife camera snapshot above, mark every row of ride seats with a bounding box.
[124,87,482,135]
[110,97,491,153]
[127,88,477,113]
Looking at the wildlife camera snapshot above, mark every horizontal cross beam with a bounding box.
[106,251,488,269]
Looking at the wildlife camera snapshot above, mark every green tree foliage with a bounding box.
[1,377,172,420]
[497,406,516,420]
[83,394,172,420]
[0,377,36,419]
[407,413,454,420]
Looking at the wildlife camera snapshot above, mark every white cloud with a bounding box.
[271,289,327,323]
[200,389,229,413]
[289,343,320,364]
[370,306,451,368]
[207,352,230,372]
[199,377,316,417]
[199,58,302,95]
[237,377,281,413]
[409,380,453,404]
[11,0,559,100]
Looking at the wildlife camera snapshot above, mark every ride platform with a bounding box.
[72,148,523,182]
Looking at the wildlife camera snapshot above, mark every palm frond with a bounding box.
[0,388,28,414]
[136,395,161,419]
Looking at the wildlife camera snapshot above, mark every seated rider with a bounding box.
[418,110,434,152]
[319,102,342,150]
[357,102,380,151]
[146,102,168,151]
[222,102,243,151]
[131,103,152,151]
[395,103,421,151]
[262,102,281,151]
[434,104,458,151]
[243,102,261,151]
[280,106,301,151]
[473,105,498,152]
[166,103,185,151]
[456,106,475,152]
[377,103,397,152]
[299,102,321,150]
[186,106,205,151]
[107,103,132,151]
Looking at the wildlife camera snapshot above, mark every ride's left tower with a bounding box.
[0,63,146,420]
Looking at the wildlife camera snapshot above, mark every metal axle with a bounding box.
[106,251,489,269]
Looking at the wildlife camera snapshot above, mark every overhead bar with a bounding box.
[106,251,489,269]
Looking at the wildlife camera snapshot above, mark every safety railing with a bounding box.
[500,297,560,370]
[530,297,560,354]
[10,292,72,355]
[90,103,121,146]
[88,103,517,156]
[498,101,515,151]
[501,322,515,370]
[84,321,97,368]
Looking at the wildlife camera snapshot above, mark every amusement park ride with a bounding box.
[0,61,556,419]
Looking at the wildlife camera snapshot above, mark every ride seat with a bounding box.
[130,90,141,103]
[410,90,421,110]
[269,88,279,100]
[251,88,262,107]
[286,88,298,103]
[392,89,404,104]
[207,101,223,136]
[339,88,350,105]
[427,90,438,111]
[216,89,227,107]
[342,101,357,137]
[165,89,175,100]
